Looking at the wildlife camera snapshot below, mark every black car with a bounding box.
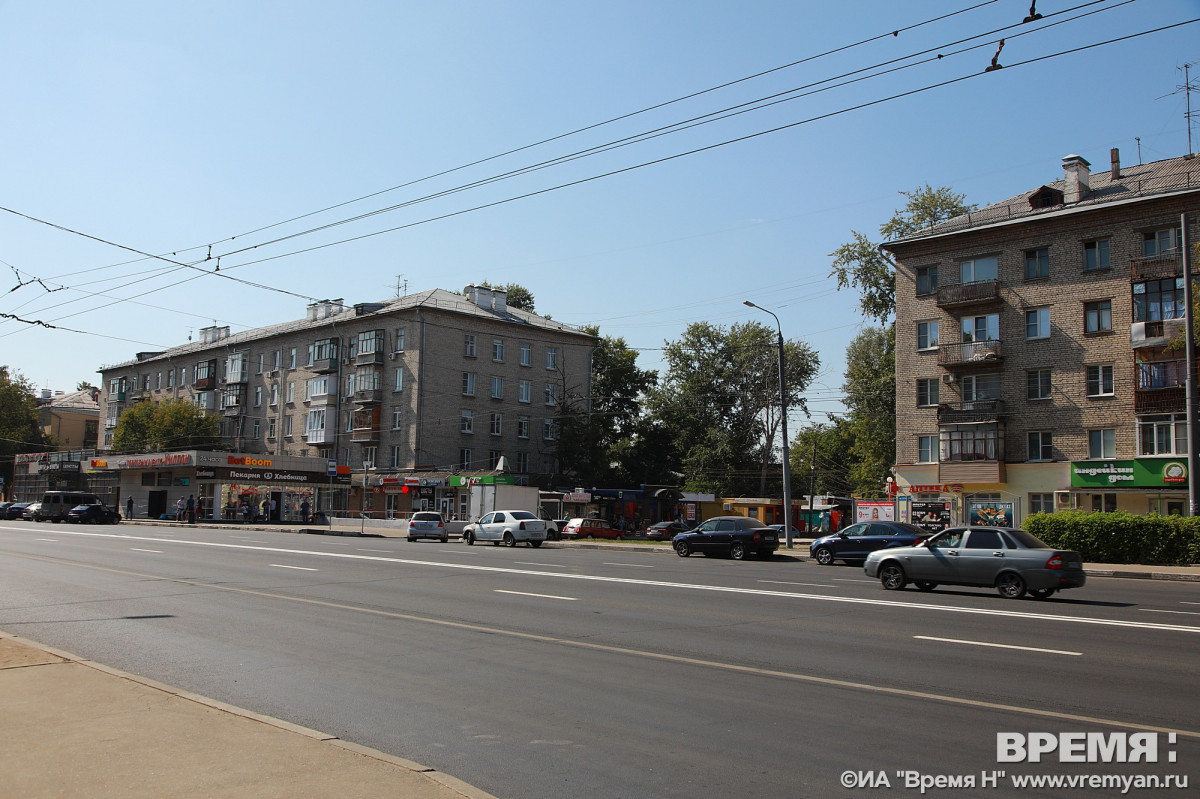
[673,516,779,560]
[645,521,690,540]
[4,502,32,520]
[66,503,122,525]
[809,521,929,565]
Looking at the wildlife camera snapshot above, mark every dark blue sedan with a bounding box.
[673,516,779,560]
[810,521,929,565]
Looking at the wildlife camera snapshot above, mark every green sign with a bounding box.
[448,474,517,487]
[1070,460,1189,489]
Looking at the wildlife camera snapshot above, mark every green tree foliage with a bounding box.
[830,185,975,323]
[0,367,47,490]
[842,326,896,495]
[110,399,221,453]
[475,281,535,311]
[649,321,819,497]
[790,420,856,501]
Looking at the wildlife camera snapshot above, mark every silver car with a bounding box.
[463,510,547,547]
[863,526,1086,599]
[406,511,448,542]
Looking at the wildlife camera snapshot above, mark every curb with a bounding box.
[1083,568,1200,582]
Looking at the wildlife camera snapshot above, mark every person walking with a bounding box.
[186,494,195,524]
[176,497,185,522]
[126,496,133,520]
[261,498,270,522]
[300,499,310,524]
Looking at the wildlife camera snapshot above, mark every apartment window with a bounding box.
[1088,428,1116,459]
[288,348,297,369]
[962,373,1001,402]
[462,372,475,396]
[180,368,187,385]
[488,450,503,470]
[1027,369,1051,400]
[1084,300,1112,333]
[1027,431,1054,461]
[1143,227,1180,257]
[254,386,262,407]
[491,376,503,399]
[459,449,473,469]
[492,339,504,362]
[394,368,404,392]
[517,416,529,439]
[306,408,327,435]
[272,350,281,371]
[283,416,292,436]
[543,455,556,474]
[1139,360,1185,389]
[1133,278,1185,323]
[286,381,295,403]
[461,410,474,434]
[916,378,939,407]
[520,342,532,367]
[545,347,558,370]
[463,335,477,357]
[916,320,939,350]
[195,392,213,409]
[917,435,938,464]
[394,327,405,352]
[270,384,279,406]
[1024,248,1049,280]
[516,452,531,473]
[1086,364,1115,397]
[1025,308,1050,340]
[307,376,330,398]
[916,265,938,295]
[267,418,276,439]
[961,313,999,343]
[1029,493,1055,514]
[940,424,1001,461]
[518,380,532,404]
[390,445,402,469]
[1139,414,1189,456]
[392,407,403,429]
[959,255,998,283]
[490,412,502,436]
[166,369,174,388]
[1083,239,1110,271]
[358,331,383,356]
[543,418,556,441]
[312,337,338,362]
[1091,493,1118,513]
[544,383,558,406]
[362,446,377,471]
[256,354,264,375]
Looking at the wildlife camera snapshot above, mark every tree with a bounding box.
[111,399,221,453]
[0,367,47,491]
[475,281,535,311]
[791,419,856,502]
[841,326,896,495]
[830,184,975,323]
[649,321,819,497]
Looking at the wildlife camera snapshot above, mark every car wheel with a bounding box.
[879,562,907,591]
[464,530,475,546]
[441,535,448,543]
[996,572,1027,599]
[503,532,515,547]
[674,540,690,557]
[915,581,937,592]
[530,540,542,548]
[814,546,834,566]
[586,533,594,539]
[1029,588,1055,600]
[615,534,623,541]
[407,537,416,543]
[730,542,747,560]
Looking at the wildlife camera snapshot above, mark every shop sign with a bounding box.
[968,501,1014,528]
[116,453,194,469]
[566,492,592,503]
[1070,460,1188,489]
[32,461,81,474]
[855,500,895,522]
[196,466,348,484]
[449,475,516,487]
[911,501,951,533]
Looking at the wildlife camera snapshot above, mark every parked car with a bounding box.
[645,521,690,540]
[673,516,779,560]
[810,521,929,565]
[406,511,448,542]
[66,503,122,525]
[38,491,104,523]
[559,518,585,538]
[546,519,571,541]
[768,524,805,539]
[863,526,1086,599]
[463,510,547,547]
[570,518,626,540]
[23,502,42,520]
[4,502,32,520]
[0,501,13,515]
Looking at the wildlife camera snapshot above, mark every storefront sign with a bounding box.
[911,501,951,533]
[196,466,347,484]
[566,492,592,503]
[1070,460,1188,489]
[115,452,194,469]
[968,501,1014,528]
[449,475,516,486]
[855,500,895,522]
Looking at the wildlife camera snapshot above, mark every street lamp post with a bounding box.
[744,300,793,548]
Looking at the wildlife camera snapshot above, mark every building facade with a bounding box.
[97,286,594,517]
[887,150,1199,526]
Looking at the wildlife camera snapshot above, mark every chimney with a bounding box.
[41,389,52,399]
[492,288,507,314]
[1110,147,1120,181]
[1062,154,1091,203]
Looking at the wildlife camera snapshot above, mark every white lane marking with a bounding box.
[36,538,58,542]
[130,548,162,553]
[914,635,1082,656]
[22,530,1200,635]
[515,562,568,568]
[759,580,837,588]
[1142,609,1200,616]
[271,564,318,571]
[495,590,577,601]
[603,562,655,568]
[1182,602,1200,606]
[832,578,875,583]
[358,549,392,553]
[232,538,266,543]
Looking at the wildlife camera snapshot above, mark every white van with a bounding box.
[38,491,102,523]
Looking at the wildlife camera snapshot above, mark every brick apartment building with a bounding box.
[97,285,594,518]
[885,149,1199,526]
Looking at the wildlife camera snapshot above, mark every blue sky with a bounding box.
[1,0,1197,427]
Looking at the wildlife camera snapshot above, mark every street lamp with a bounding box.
[743,300,793,548]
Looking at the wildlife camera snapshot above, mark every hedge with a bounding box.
[1024,511,1200,566]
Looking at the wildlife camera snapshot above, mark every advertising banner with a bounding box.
[911,501,951,533]
[968,501,1014,528]
[855,500,895,523]
[1070,460,1188,489]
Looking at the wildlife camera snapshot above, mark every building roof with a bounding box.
[100,287,591,373]
[37,387,100,412]
[884,151,1200,249]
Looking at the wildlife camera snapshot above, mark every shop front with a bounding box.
[1069,459,1190,515]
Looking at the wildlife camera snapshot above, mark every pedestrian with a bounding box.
[126,496,133,520]
[261,498,270,521]
[240,501,250,522]
[186,494,195,524]
[176,496,185,522]
[300,499,310,524]
[269,497,277,519]
[617,516,626,532]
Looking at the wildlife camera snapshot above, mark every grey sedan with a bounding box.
[863,526,1086,599]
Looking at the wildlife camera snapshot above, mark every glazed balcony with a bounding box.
[1135,360,1188,414]
[935,279,1001,308]
[938,340,1003,369]
[311,356,339,374]
[353,387,383,405]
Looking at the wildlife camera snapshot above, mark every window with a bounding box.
[343,373,356,396]
[460,410,474,434]
[1025,308,1050,340]
[520,343,532,367]
[267,418,276,439]
[916,378,939,407]
[357,331,382,356]
[490,412,502,436]
[961,313,999,343]
[545,347,558,370]
[362,446,377,471]
[1029,493,1054,514]
[459,449,473,469]
[463,335,476,357]
[962,373,1001,402]
[1024,248,1049,280]
[1091,493,1118,513]
[491,376,503,399]
[254,386,262,407]
[256,354,264,375]
[270,384,279,406]
[959,255,998,283]
[543,418,556,440]
[394,327,405,352]
[1139,360,1185,389]
[1084,300,1112,333]
[917,321,939,350]
[286,381,295,403]
[1086,365,1114,397]
[516,452,530,473]
[1139,414,1188,456]
[518,380,532,404]
[195,392,213,409]
[918,435,938,463]
[394,368,404,392]
[306,408,327,435]
[462,372,475,397]
[251,420,261,440]
[288,348,297,369]
[544,383,558,406]
[492,339,504,362]
[1027,369,1051,400]
[272,350,281,371]
[543,455,556,474]
[488,450,502,469]
[940,424,1002,461]
[392,407,403,429]
[1027,431,1053,461]
[311,337,338,363]
[1084,239,1110,271]
[1133,278,1185,322]
[1143,227,1180,257]
[916,265,938,295]
[166,369,174,388]
[517,416,529,439]
[1088,428,1116,459]
[390,445,402,469]
[283,416,292,436]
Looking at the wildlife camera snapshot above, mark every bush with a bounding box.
[1024,511,1200,565]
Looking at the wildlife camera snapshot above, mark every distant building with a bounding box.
[37,386,100,450]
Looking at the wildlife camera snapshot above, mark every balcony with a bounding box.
[938,340,1003,369]
[304,428,329,444]
[1136,360,1188,414]
[354,349,384,366]
[222,404,243,417]
[938,459,1007,484]
[126,388,146,401]
[936,399,1004,424]
[311,356,339,374]
[351,425,380,443]
[1130,253,1182,282]
[353,387,383,405]
[224,367,249,384]
[307,392,337,406]
[194,376,216,391]
[936,279,1000,308]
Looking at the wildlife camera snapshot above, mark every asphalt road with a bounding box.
[1,520,1197,798]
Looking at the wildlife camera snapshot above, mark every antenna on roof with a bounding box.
[1158,61,1199,155]
[394,274,408,298]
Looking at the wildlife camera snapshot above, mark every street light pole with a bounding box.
[744,300,793,548]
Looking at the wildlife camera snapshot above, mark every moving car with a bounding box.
[66,503,122,524]
[4,502,32,520]
[406,511,448,542]
[863,526,1086,599]
[645,520,690,540]
[463,510,547,547]
[673,516,779,560]
[810,521,929,565]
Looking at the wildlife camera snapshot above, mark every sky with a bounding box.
[1,0,1198,429]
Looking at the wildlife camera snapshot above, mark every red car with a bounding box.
[567,518,627,540]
